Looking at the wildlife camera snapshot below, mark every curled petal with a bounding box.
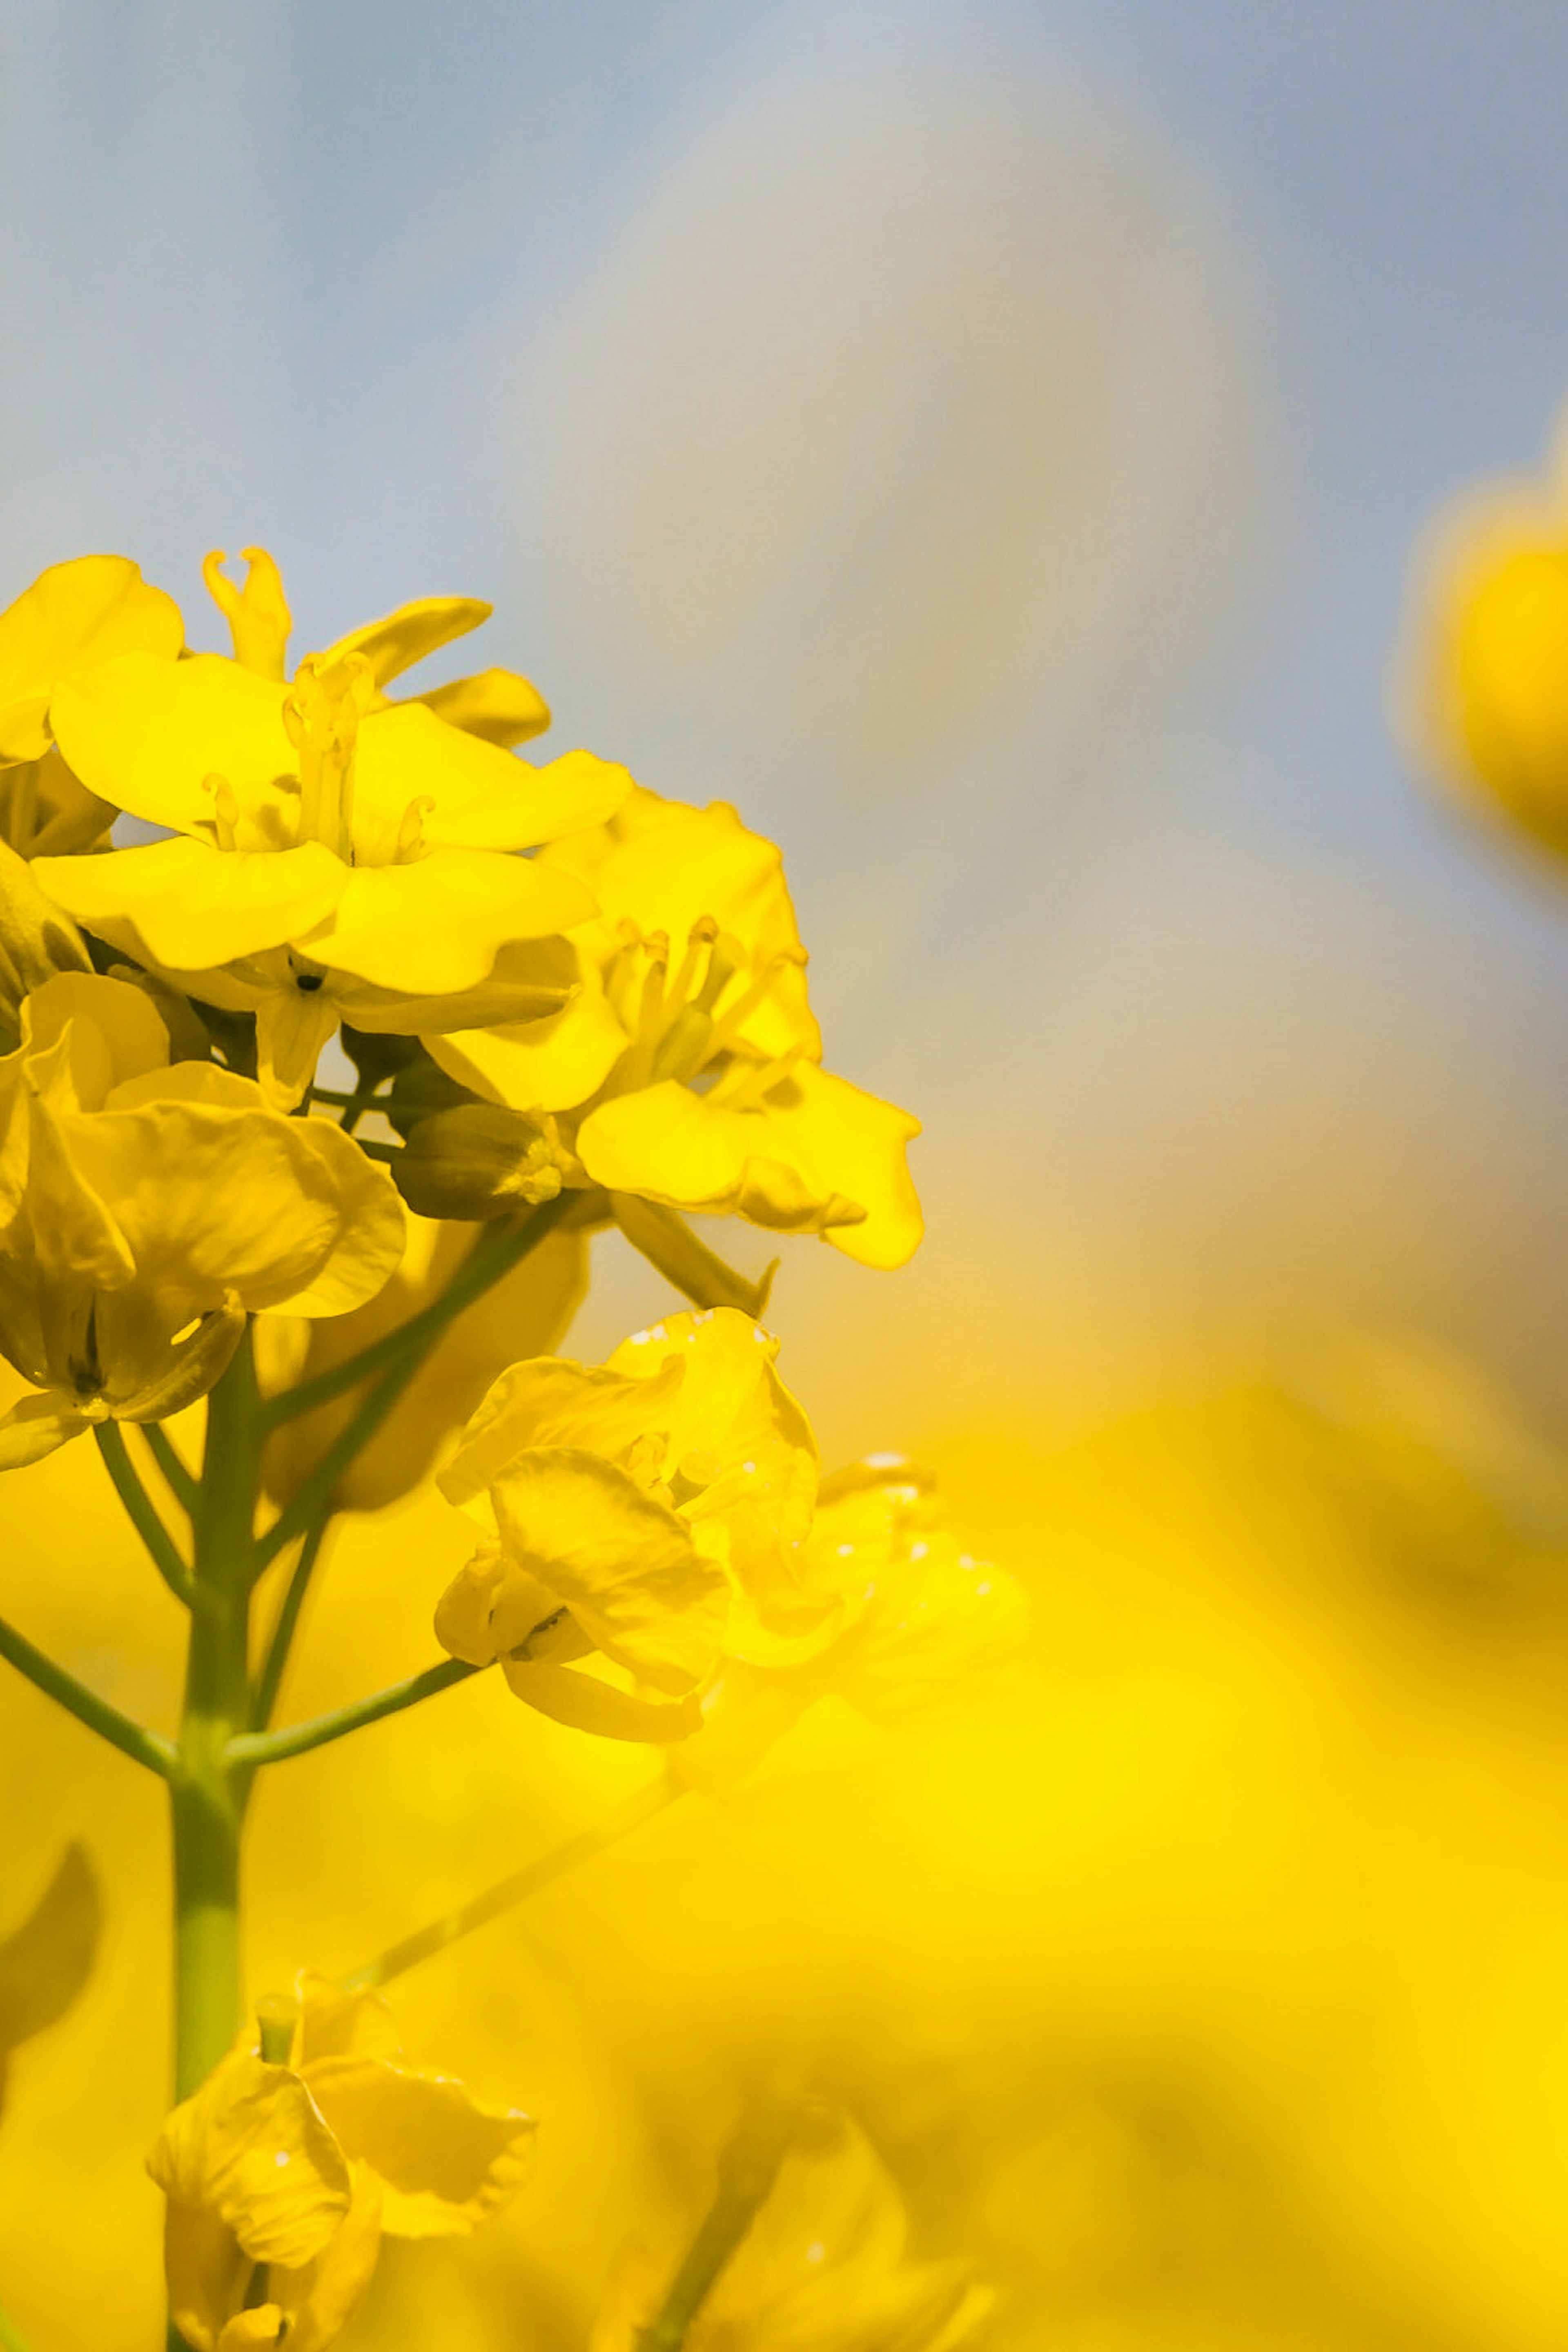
[0,1391,91,1470]
[503,1657,704,1742]
[437,1354,685,1512]
[428,981,629,1116]
[413,668,550,747]
[316,594,490,690]
[489,1448,726,1694]
[302,2056,535,2238]
[148,2051,352,2267]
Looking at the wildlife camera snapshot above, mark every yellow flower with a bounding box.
[590,2107,991,2352]
[32,548,632,1102]
[1399,407,1568,861]
[434,1307,817,1740]
[427,787,923,1269]
[0,553,183,857]
[0,972,404,1467]
[0,1843,100,2121]
[674,1457,1027,1793]
[149,1974,535,2352]
[256,1206,588,1515]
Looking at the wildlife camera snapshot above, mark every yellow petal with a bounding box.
[0,840,91,1020]
[165,2198,252,2352]
[49,651,296,834]
[294,852,592,993]
[0,1842,100,2076]
[541,788,820,1059]
[438,1352,685,1512]
[255,988,341,1110]
[1,745,117,860]
[412,667,550,747]
[316,595,490,690]
[293,1976,403,2069]
[0,555,182,761]
[33,836,347,969]
[19,969,168,1109]
[429,978,629,1114]
[347,710,629,858]
[148,2051,352,2266]
[217,2309,287,2349]
[502,1656,704,1742]
[271,2166,384,2352]
[302,2056,535,2238]
[489,1448,727,1693]
[0,1392,91,1470]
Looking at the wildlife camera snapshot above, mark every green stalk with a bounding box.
[170,1328,263,2100]
[636,2094,800,2352]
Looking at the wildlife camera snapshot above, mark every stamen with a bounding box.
[692,949,805,1074]
[709,1047,800,1113]
[203,547,293,680]
[664,914,719,1018]
[394,794,435,863]
[202,772,241,853]
[283,653,368,861]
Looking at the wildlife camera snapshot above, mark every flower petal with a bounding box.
[489,1448,727,1693]
[350,708,629,857]
[412,668,550,747]
[148,2051,353,2267]
[49,651,297,834]
[428,980,629,1114]
[437,1353,685,1511]
[502,1657,704,1742]
[34,836,347,968]
[295,852,592,993]
[302,2057,535,2239]
[0,556,182,761]
[0,1391,90,1470]
[255,988,341,1110]
[317,595,490,689]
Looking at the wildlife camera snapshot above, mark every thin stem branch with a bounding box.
[261,1195,569,1430]
[636,2094,802,2352]
[0,1609,175,1777]
[226,1656,481,1771]
[251,1519,331,1730]
[343,1780,676,1991]
[141,1420,198,1516]
[94,1423,193,1605]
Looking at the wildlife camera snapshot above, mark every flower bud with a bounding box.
[393,1103,570,1221]
[0,837,91,1042]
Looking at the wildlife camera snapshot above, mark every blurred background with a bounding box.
[5,2,1568,2346]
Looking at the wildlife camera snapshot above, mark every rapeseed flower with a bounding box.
[0,554,182,858]
[428,786,923,1269]
[590,2107,991,2352]
[434,1307,816,1740]
[149,1974,534,2352]
[0,971,404,1465]
[32,548,631,1103]
[673,1454,1027,1791]
[1400,406,1568,862]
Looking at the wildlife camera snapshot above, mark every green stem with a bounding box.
[636,2094,801,2352]
[171,1330,263,2100]
[261,1195,568,1431]
[343,1780,675,1991]
[94,1422,193,1605]
[0,1608,174,1777]
[226,1656,481,1772]
[251,1519,331,1731]
[142,1420,198,1516]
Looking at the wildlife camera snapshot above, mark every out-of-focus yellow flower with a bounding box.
[590,2107,991,2352]
[1399,409,1568,860]
[257,1207,588,1515]
[434,1307,816,1740]
[427,787,923,1269]
[0,972,404,1466]
[32,548,631,1103]
[0,1843,100,2120]
[0,555,183,858]
[149,1974,535,2352]
[674,1455,1027,1791]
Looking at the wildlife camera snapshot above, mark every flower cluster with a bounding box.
[0,543,1007,2350]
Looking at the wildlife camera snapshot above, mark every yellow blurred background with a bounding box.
[6,3,1568,2346]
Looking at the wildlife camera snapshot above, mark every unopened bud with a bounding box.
[394,1103,570,1221]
